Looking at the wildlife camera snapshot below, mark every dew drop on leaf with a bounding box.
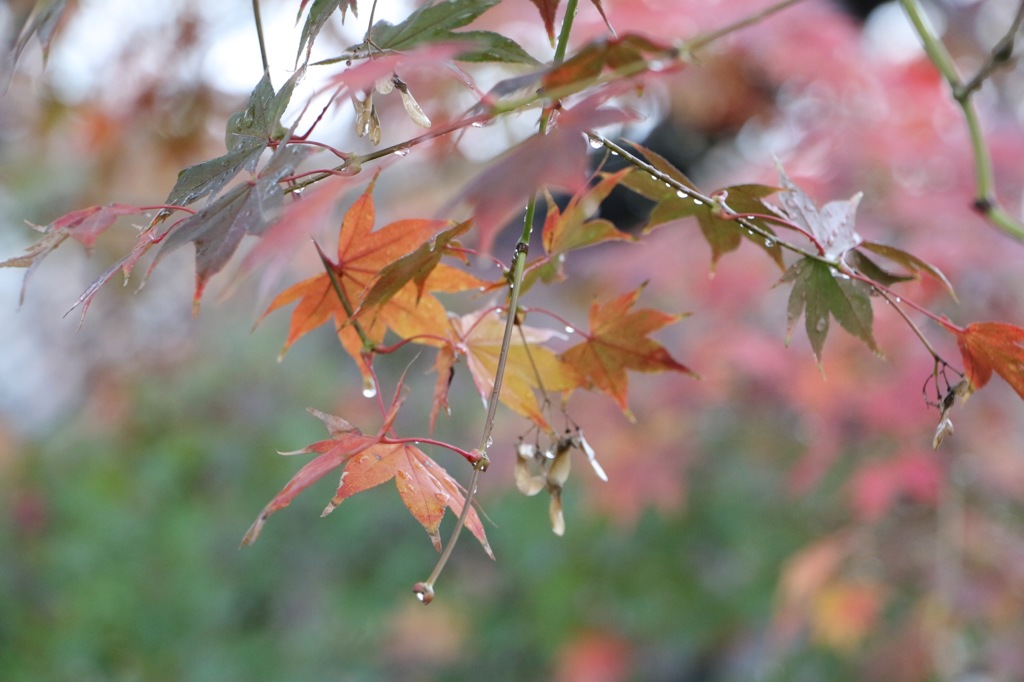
[565,326,575,334]
[815,317,828,333]
[675,190,687,199]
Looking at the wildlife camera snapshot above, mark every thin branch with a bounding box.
[958,0,1024,99]
[417,0,584,603]
[683,0,809,53]
[252,0,269,75]
[898,0,1024,240]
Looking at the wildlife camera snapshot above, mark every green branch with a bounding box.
[898,0,1024,241]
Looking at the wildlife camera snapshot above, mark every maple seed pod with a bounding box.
[547,449,572,488]
[549,489,566,536]
[413,582,435,605]
[515,456,545,496]
[394,78,432,128]
[374,76,395,95]
[354,92,373,138]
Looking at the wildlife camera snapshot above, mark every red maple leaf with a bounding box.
[953,322,1024,399]
[243,396,492,557]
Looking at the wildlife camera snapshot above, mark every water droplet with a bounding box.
[648,59,667,72]
[486,436,493,448]
[478,286,486,292]
[471,121,485,128]
[692,198,704,206]
[675,190,687,199]
[495,308,503,315]
[894,296,902,303]
[764,239,775,248]
[393,147,410,157]
[587,135,603,149]
[362,377,377,398]
[815,317,828,332]
[564,326,575,334]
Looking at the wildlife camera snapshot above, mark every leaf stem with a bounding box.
[597,134,826,262]
[380,436,483,465]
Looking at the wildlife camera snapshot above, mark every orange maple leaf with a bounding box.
[561,286,696,420]
[432,308,580,432]
[954,321,1024,399]
[263,178,482,377]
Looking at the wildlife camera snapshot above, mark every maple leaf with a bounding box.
[166,69,303,208]
[526,0,614,43]
[0,203,165,304]
[455,91,636,254]
[241,407,384,547]
[366,0,536,65]
[360,219,480,312]
[561,285,695,420]
[322,441,493,557]
[525,169,634,288]
[263,176,480,381]
[782,257,878,365]
[953,322,1024,399]
[296,0,359,65]
[774,162,863,261]
[156,145,310,305]
[432,308,580,432]
[242,397,493,557]
[541,34,676,92]
[618,142,784,269]
[854,241,956,299]
[1,0,68,92]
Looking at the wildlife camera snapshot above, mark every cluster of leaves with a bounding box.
[6,0,1024,619]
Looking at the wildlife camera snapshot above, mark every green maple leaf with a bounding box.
[782,257,878,365]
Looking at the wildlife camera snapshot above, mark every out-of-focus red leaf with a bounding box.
[541,34,676,92]
[954,322,1024,399]
[455,91,636,254]
[849,452,942,522]
[554,630,630,682]
[238,174,357,303]
[527,0,559,42]
[323,44,464,97]
[561,285,695,420]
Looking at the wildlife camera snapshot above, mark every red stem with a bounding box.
[380,436,482,465]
